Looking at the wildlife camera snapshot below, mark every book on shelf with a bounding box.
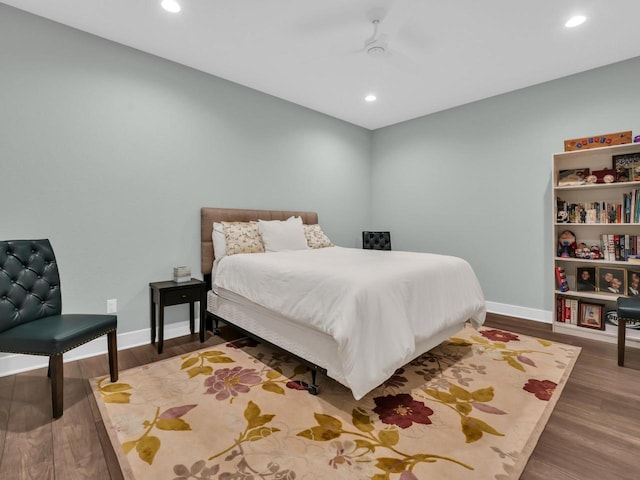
[556,188,640,225]
[569,299,578,325]
[596,234,640,261]
[556,297,564,323]
[555,267,570,292]
[601,233,609,261]
[555,297,578,324]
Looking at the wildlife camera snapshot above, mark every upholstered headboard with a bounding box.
[200,208,319,286]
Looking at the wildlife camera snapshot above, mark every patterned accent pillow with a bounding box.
[222,221,265,255]
[303,224,334,249]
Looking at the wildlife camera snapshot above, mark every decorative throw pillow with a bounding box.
[258,216,309,252]
[304,224,334,249]
[222,221,265,255]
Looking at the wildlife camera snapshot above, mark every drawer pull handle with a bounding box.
[181,294,187,299]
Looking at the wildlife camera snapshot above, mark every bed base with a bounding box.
[206,311,324,395]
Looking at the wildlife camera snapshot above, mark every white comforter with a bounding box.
[213,247,486,399]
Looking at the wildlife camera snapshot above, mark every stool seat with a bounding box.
[616,296,640,366]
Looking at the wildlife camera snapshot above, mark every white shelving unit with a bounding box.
[552,142,640,348]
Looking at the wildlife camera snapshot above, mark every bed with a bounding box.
[200,207,486,400]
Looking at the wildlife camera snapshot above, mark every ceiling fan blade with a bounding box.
[386,48,424,76]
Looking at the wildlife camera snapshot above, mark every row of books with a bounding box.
[556,190,640,224]
[555,297,579,325]
[600,234,640,262]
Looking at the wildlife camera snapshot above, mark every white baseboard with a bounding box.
[0,302,552,377]
[486,301,552,324]
[0,320,195,378]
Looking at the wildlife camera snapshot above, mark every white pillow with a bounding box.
[212,222,227,259]
[258,216,309,252]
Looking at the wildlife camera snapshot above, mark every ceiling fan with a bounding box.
[357,13,422,74]
[362,18,390,58]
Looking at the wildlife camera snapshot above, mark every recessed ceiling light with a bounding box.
[365,94,377,102]
[565,15,586,28]
[161,0,181,13]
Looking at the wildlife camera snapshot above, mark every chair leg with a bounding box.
[50,354,64,418]
[108,330,119,382]
[618,318,627,367]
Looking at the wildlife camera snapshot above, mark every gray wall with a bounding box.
[371,57,640,314]
[2,3,640,337]
[0,5,372,334]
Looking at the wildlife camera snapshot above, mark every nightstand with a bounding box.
[149,278,206,354]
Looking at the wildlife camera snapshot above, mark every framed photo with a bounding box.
[612,152,640,172]
[576,267,596,292]
[612,153,640,181]
[578,301,605,330]
[596,267,626,294]
[627,269,640,296]
[557,168,590,186]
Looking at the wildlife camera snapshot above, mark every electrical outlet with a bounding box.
[107,298,117,313]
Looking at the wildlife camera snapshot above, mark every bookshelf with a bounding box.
[552,142,640,348]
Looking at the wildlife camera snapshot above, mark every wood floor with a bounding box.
[0,314,638,480]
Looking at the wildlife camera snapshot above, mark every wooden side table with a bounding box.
[149,278,206,354]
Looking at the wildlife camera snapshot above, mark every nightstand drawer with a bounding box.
[163,287,201,306]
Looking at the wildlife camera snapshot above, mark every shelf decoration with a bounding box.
[577,301,605,330]
[555,266,570,292]
[564,131,632,152]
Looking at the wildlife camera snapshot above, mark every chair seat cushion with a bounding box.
[617,296,640,321]
[0,314,117,355]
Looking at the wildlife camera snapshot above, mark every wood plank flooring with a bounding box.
[0,315,638,479]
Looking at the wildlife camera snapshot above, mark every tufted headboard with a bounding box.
[200,208,318,288]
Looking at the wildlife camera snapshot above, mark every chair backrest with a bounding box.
[0,239,61,333]
[362,231,392,250]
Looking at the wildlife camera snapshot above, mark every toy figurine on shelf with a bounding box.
[557,230,576,258]
[557,210,569,223]
[574,242,603,260]
[575,242,591,259]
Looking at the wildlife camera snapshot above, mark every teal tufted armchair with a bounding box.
[0,239,118,418]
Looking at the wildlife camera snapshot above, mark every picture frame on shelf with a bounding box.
[596,267,626,294]
[612,152,640,170]
[576,267,597,292]
[578,301,605,330]
[627,269,640,296]
[557,168,590,186]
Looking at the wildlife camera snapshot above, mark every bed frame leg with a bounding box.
[213,315,220,335]
[308,369,319,395]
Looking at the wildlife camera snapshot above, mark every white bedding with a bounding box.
[213,246,486,399]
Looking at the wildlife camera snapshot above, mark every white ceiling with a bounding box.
[3,0,640,130]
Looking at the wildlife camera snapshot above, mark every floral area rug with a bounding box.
[92,325,580,480]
